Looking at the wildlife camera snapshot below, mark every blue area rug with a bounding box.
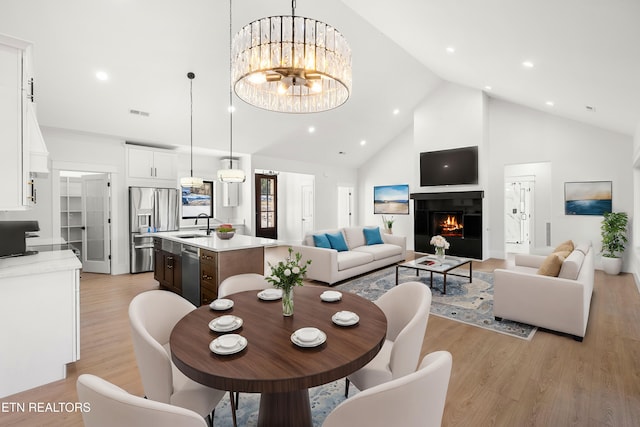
[334,265,537,341]
[212,379,358,427]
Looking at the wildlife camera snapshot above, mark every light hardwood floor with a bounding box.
[1,251,639,426]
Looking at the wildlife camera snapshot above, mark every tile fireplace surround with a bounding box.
[411,191,484,259]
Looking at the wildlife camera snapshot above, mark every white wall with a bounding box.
[488,98,634,271]
[633,122,640,285]
[252,155,358,233]
[358,126,415,248]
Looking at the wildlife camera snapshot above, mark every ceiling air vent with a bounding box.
[129,109,150,117]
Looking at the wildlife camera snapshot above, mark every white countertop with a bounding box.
[0,250,82,279]
[150,230,281,252]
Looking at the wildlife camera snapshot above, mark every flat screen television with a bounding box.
[374,184,410,214]
[420,146,478,186]
[181,180,213,219]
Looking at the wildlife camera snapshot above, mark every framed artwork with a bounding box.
[373,184,410,214]
[181,180,214,218]
[564,181,612,216]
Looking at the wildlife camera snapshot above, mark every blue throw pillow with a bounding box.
[326,231,349,252]
[363,227,384,245]
[313,233,331,249]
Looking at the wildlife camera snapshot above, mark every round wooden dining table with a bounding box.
[170,285,387,427]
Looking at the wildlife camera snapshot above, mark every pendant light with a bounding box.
[180,72,204,187]
[218,0,246,183]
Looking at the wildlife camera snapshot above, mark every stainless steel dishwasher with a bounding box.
[181,244,200,306]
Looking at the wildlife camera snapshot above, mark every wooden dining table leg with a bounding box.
[258,390,313,427]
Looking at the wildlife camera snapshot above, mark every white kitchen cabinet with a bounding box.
[222,182,240,207]
[128,147,176,180]
[0,34,48,211]
[0,250,81,398]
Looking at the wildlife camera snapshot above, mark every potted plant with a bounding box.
[600,212,628,275]
[382,216,394,234]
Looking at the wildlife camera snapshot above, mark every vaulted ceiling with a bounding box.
[1,0,638,169]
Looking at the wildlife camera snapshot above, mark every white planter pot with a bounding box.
[602,256,622,275]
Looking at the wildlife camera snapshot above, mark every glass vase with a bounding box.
[435,246,446,263]
[282,287,294,316]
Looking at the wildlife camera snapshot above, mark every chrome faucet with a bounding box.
[196,213,212,235]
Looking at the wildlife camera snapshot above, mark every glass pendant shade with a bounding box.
[181,72,203,188]
[218,168,246,183]
[232,14,352,113]
[180,176,204,187]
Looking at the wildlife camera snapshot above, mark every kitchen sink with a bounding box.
[176,234,208,239]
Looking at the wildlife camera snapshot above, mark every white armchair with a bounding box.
[346,281,432,396]
[218,273,270,298]
[129,290,234,427]
[326,351,452,427]
[77,374,208,427]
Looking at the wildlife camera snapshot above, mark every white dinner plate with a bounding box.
[291,327,327,348]
[320,291,342,302]
[210,298,234,311]
[208,315,243,332]
[258,289,283,301]
[332,311,360,327]
[209,334,247,355]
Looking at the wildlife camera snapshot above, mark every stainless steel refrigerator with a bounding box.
[129,187,179,273]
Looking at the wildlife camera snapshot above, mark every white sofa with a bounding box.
[493,241,594,341]
[293,226,406,285]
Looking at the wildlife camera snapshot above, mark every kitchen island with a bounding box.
[151,232,279,306]
[0,250,81,398]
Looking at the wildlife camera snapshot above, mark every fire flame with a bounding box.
[439,215,463,235]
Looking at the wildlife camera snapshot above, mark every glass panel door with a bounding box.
[255,173,278,239]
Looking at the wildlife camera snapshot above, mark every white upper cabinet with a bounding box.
[0,35,36,210]
[127,147,176,180]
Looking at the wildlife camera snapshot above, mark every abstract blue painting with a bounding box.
[564,181,612,216]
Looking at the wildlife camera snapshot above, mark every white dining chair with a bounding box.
[77,373,208,427]
[129,290,236,427]
[345,281,432,396]
[326,351,452,427]
[217,273,271,298]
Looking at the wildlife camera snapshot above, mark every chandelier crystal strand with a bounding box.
[232,0,352,113]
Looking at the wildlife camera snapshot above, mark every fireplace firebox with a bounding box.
[411,191,483,259]
[431,211,464,237]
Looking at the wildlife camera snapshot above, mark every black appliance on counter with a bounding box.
[0,221,40,258]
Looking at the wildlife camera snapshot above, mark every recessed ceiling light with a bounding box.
[360,140,366,146]
[522,61,534,68]
[484,85,492,91]
[96,71,109,81]
[545,101,554,107]
[393,108,400,115]
[308,126,316,133]
[446,46,456,54]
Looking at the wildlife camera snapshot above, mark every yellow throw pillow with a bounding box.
[553,240,574,253]
[537,253,564,277]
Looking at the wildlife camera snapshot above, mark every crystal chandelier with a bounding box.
[218,0,246,183]
[232,0,352,113]
[180,72,204,188]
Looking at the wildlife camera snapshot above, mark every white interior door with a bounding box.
[82,173,111,273]
[301,185,314,237]
[337,187,354,228]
